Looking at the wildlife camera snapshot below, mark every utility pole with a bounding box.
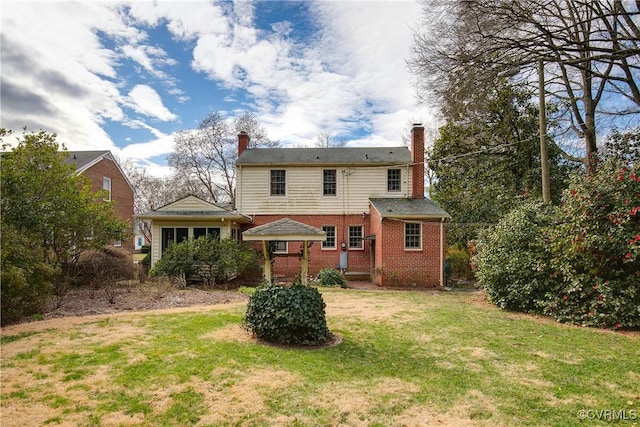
[538,59,551,203]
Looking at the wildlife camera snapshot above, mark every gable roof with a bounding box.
[370,198,450,219]
[242,218,326,241]
[236,147,411,166]
[63,151,112,172]
[136,194,252,223]
[62,150,134,192]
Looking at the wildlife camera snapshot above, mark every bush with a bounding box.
[150,237,259,285]
[474,201,555,312]
[74,247,136,287]
[242,281,332,345]
[316,268,347,288]
[446,246,475,281]
[1,225,55,325]
[544,157,640,328]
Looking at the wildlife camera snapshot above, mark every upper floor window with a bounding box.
[322,225,336,249]
[405,222,422,250]
[103,177,112,201]
[387,169,401,192]
[348,225,364,250]
[270,169,286,196]
[323,169,337,196]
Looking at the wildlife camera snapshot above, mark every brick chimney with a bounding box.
[238,131,250,157]
[411,124,425,199]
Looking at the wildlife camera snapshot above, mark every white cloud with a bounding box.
[127,84,177,121]
[1,0,438,175]
[121,133,174,160]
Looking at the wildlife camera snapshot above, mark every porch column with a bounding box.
[301,240,309,285]
[262,240,273,284]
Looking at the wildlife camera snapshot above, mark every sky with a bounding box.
[1,0,435,176]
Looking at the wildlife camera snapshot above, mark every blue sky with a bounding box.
[1,1,434,176]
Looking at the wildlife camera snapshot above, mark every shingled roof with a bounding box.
[62,151,112,172]
[236,147,411,166]
[242,218,326,241]
[370,198,450,219]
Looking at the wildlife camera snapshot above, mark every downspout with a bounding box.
[440,218,445,287]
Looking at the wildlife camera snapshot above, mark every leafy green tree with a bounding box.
[544,157,640,328]
[1,128,128,321]
[474,201,555,312]
[429,83,576,246]
[1,224,55,324]
[150,236,259,285]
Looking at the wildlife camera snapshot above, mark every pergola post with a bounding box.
[301,241,309,285]
[242,218,326,286]
[262,240,272,284]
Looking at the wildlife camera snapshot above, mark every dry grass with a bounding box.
[1,288,638,426]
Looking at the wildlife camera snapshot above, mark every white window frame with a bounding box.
[103,177,112,201]
[271,241,288,254]
[387,168,401,192]
[348,225,364,250]
[270,169,287,197]
[321,225,336,249]
[322,169,337,197]
[404,222,422,250]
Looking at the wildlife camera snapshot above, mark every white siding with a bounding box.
[159,195,225,212]
[237,165,413,215]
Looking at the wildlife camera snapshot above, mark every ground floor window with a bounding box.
[161,227,188,252]
[348,225,363,250]
[270,241,288,254]
[405,222,422,250]
[322,225,336,249]
[193,227,221,240]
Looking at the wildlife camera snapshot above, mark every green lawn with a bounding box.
[1,288,638,426]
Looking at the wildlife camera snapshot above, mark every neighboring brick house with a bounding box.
[235,124,450,287]
[63,151,135,249]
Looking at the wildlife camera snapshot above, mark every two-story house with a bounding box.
[63,151,135,249]
[235,124,450,287]
[139,124,449,287]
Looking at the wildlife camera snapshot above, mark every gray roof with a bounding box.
[138,210,237,218]
[243,218,326,241]
[370,198,450,219]
[62,151,111,171]
[236,147,411,166]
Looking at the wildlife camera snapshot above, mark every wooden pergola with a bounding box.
[242,218,326,285]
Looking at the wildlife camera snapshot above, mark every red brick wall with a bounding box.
[244,213,445,288]
[376,219,444,288]
[245,214,372,279]
[82,158,134,249]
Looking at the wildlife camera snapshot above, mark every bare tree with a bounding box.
[315,130,346,148]
[409,0,640,169]
[121,159,210,243]
[169,111,277,206]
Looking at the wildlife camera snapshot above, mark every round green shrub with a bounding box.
[242,283,332,345]
[474,201,555,312]
[316,268,347,288]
